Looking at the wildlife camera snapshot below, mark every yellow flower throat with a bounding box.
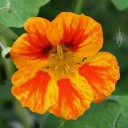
[47,45,76,77]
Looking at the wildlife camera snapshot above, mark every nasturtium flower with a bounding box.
[10,12,120,120]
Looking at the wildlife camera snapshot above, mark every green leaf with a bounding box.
[62,101,120,128]
[40,101,107,128]
[111,0,128,10]
[0,0,51,28]
[39,96,128,128]
[60,95,128,128]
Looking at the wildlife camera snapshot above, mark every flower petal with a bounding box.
[79,52,120,103]
[48,12,103,57]
[10,17,53,69]
[49,72,93,120]
[24,17,50,35]
[24,17,52,49]
[11,68,58,114]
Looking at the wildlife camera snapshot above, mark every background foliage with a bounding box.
[0,0,128,128]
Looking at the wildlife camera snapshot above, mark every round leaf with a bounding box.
[111,0,128,10]
[0,0,51,27]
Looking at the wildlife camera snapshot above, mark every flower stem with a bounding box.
[0,35,33,128]
[14,101,34,128]
[0,7,6,10]
[73,0,85,14]
[0,36,15,78]
[57,119,66,128]
[0,41,5,50]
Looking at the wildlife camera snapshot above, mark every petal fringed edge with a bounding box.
[49,71,93,120]
[11,68,58,114]
[79,52,120,103]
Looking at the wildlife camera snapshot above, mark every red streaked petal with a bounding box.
[24,17,52,49]
[10,33,53,69]
[10,17,53,69]
[49,72,93,120]
[11,68,58,113]
[79,52,120,103]
[24,17,49,34]
[50,12,103,57]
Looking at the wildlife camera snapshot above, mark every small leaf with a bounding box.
[0,0,51,27]
[111,0,128,10]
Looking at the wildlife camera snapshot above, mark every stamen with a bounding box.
[47,45,75,77]
[64,65,71,74]
[57,45,64,59]
[65,65,70,71]
[55,66,58,71]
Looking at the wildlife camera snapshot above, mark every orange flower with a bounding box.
[10,12,120,120]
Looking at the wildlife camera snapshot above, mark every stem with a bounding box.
[0,7,6,10]
[73,0,85,14]
[40,113,50,128]
[0,37,15,78]
[0,35,33,128]
[0,41,5,50]
[14,101,34,128]
[57,119,66,128]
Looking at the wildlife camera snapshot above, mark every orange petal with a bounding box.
[49,12,103,57]
[49,72,93,120]
[79,52,120,103]
[24,17,50,35]
[11,68,58,114]
[24,17,52,49]
[10,17,53,69]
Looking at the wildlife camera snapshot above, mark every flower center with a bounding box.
[47,45,76,78]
